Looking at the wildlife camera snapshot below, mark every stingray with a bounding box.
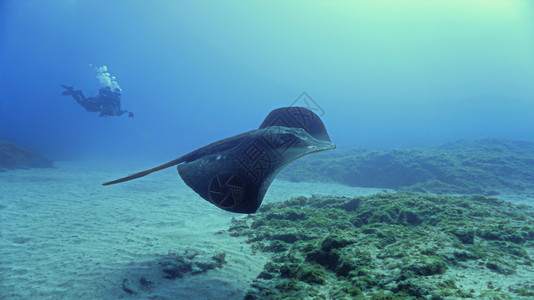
[103,107,336,213]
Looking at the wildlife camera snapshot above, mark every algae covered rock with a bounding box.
[279,263,326,284]
[0,141,53,171]
[233,193,534,299]
[450,226,475,244]
[485,258,517,275]
[279,139,534,195]
[119,248,227,297]
[158,249,226,279]
[403,256,448,276]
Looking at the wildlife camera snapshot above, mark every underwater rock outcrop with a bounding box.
[120,249,227,296]
[158,250,227,280]
[0,141,53,171]
[230,193,534,299]
[279,139,534,195]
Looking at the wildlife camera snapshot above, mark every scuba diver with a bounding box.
[61,85,133,118]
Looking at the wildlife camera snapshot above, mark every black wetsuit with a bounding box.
[98,87,123,117]
[62,85,133,117]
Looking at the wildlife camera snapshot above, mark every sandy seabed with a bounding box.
[0,161,384,299]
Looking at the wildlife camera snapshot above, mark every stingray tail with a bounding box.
[102,157,184,186]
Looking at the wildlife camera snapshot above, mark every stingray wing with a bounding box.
[259,106,331,142]
[102,131,253,186]
[177,126,335,213]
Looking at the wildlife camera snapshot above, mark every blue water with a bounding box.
[1,1,534,162]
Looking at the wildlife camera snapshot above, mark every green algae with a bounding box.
[232,193,534,299]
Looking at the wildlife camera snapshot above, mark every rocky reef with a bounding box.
[229,193,534,299]
[279,139,534,195]
[0,141,53,171]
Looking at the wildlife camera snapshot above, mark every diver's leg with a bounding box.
[61,85,74,95]
[74,90,87,101]
[71,91,88,105]
[61,85,86,102]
